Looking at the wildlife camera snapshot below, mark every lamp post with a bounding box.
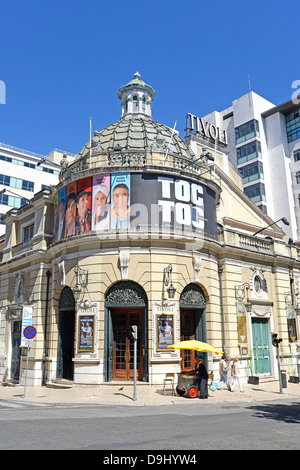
[235,282,252,313]
[253,217,289,236]
[72,266,88,302]
[162,264,176,302]
[0,188,31,204]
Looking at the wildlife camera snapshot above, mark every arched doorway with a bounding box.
[57,286,75,380]
[180,283,207,372]
[104,281,148,382]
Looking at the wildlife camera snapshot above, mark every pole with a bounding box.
[89,117,92,168]
[42,270,51,386]
[23,345,30,398]
[277,343,283,394]
[163,120,177,165]
[133,334,137,401]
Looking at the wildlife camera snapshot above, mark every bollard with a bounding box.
[281,370,287,388]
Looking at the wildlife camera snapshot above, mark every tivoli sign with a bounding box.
[186,112,227,146]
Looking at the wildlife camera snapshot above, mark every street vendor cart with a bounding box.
[176,371,214,398]
[176,373,200,398]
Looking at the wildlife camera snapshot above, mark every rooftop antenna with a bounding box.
[248,75,252,108]
[164,120,178,165]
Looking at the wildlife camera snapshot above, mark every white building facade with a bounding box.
[191,92,300,242]
[0,143,74,236]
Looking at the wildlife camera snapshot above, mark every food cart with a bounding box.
[176,373,201,398]
[176,371,214,398]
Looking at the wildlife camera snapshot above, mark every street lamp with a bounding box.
[162,264,176,301]
[253,217,289,236]
[0,188,31,204]
[72,265,89,302]
[235,282,252,313]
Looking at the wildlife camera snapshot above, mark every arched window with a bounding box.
[132,95,138,112]
[142,97,146,113]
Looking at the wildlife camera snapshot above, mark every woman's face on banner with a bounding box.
[94,191,107,208]
[66,198,75,220]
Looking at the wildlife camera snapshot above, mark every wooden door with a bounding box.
[180,309,196,373]
[112,309,142,380]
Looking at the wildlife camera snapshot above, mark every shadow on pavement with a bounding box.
[247,401,300,424]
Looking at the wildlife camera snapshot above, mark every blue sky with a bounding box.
[0,0,299,157]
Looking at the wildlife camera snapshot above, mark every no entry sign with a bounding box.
[23,325,37,339]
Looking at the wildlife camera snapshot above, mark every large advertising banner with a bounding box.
[56,186,66,241]
[92,174,110,230]
[65,181,77,237]
[53,173,217,241]
[53,192,58,241]
[75,177,92,234]
[110,173,130,229]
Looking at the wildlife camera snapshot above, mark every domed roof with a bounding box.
[76,73,195,161]
[78,114,195,160]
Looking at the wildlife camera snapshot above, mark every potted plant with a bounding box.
[247,350,260,385]
[288,358,299,384]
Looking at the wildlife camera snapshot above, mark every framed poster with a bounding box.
[156,313,174,351]
[78,315,95,352]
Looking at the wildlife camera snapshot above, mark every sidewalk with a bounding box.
[1,379,300,406]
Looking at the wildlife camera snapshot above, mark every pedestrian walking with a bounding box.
[217,354,231,391]
[231,357,244,392]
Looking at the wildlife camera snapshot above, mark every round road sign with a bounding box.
[23,325,37,339]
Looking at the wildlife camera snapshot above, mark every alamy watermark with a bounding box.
[291,80,300,105]
[0,80,6,104]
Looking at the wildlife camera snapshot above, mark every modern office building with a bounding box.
[194,92,300,242]
[0,143,74,236]
[0,74,299,390]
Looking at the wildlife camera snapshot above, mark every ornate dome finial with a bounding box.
[134,71,141,80]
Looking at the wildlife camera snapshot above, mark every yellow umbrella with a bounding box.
[167,339,224,355]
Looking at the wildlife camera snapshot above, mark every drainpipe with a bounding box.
[218,266,226,354]
[42,270,51,386]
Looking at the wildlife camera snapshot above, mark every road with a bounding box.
[0,398,299,451]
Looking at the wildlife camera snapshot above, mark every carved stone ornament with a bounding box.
[180,283,206,307]
[58,260,65,286]
[13,273,25,304]
[119,250,130,280]
[193,254,202,282]
[105,281,147,307]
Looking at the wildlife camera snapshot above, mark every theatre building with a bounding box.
[0,74,300,387]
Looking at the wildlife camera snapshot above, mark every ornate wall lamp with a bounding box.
[162,264,176,301]
[72,266,89,302]
[235,282,252,313]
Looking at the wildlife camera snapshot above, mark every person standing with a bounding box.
[195,358,208,399]
[217,354,232,391]
[231,357,244,392]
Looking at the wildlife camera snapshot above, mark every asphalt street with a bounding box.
[0,398,299,451]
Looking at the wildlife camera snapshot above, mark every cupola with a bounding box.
[117,72,156,118]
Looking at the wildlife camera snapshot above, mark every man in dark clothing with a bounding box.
[195,358,208,399]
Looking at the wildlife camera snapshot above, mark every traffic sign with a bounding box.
[23,325,36,339]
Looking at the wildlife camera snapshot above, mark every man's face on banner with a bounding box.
[77,194,89,218]
[112,187,129,216]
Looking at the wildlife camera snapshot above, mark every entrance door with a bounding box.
[57,310,75,380]
[252,318,271,375]
[112,309,142,381]
[11,321,21,382]
[180,309,196,373]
